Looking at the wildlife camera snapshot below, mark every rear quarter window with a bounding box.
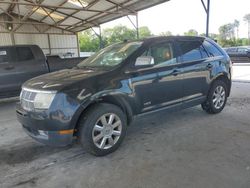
[203,40,223,57]
[16,47,34,62]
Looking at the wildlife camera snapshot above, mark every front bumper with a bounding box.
[16,103,74,147]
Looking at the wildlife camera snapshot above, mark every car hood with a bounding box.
[23,68,106,91]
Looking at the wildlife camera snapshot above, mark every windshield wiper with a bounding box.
[76,65,97,70]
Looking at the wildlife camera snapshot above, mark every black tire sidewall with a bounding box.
[78,103,127,156]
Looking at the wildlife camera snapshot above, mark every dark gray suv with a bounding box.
[16,36,232,156]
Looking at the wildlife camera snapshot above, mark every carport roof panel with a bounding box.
[0,0,170,33]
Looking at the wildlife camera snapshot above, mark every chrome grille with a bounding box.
[20,89,37,111]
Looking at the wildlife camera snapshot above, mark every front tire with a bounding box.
[201,80,228,114]
[78,103,127,156]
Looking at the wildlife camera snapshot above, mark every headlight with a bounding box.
[34,92,56,110]
[20,88,56,111]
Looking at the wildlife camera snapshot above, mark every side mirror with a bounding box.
[135,56,155,67]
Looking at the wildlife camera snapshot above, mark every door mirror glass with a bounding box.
[135,56,155,67]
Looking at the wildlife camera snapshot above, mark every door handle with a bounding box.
[4,65,14,70]
[171,69,181,76]
[206,63,213,69]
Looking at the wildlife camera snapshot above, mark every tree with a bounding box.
[218,23,235,40]
[138,26,152,38]
[79,25,153,51]
[78,29,99,52]
[243,14,250,42]
[234,19,240,39]
[102,25,136,45]
[184,29,198,36]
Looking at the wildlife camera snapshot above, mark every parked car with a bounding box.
[224,46,250,63]
[16,36,232,156]
[0,45,86,98]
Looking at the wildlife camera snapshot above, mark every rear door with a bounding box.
[176,40,210,104]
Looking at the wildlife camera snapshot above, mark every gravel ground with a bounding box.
[0,74,250,188]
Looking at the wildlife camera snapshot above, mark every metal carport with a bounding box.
[0,0,211,56]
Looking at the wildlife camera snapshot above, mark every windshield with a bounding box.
[77,41,142,69]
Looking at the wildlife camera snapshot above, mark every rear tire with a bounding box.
[78,103,127,156]
[201,80,228,114]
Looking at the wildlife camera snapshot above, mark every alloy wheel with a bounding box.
[92,113,122,149]
[212,86,226,109]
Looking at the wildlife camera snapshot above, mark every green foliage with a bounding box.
[102,25,137,45]
[184,29,198,36]
[78,18,250,52]
[78,25,153,52]
[219,23,235,40]
[78,30,100,52]
[216,16,250,47]
[139,26,152,38]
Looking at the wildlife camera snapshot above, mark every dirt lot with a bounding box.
[0,66,250,188]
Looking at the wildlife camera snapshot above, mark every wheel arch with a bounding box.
[73,93,134,135]
[212,73,231,97]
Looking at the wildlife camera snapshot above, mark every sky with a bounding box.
[101,0,250,38]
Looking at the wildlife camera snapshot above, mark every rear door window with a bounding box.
[178,41,205,62]
[16,47,34,62]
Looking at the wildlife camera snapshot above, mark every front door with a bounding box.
[128,40,183,113]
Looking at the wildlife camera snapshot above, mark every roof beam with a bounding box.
[0,6,16,20]
[7,0,17,13]
[41,7,57,24]
[67,0,135,31]
[0,1,132,15]
[21,0,45,21]
[56,0,101,30]
[105,0,136,14]
[0,20,71,27]
[21,0,99,28]
[44,6,99,28]
[13,0,45,32]
[0,14,75,33]
[39,0,68,22]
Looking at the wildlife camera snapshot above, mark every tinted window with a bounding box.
[0,49,9,63]
[226,48,237,53]
[237,48,248,54]
[178,41,204,62]
[78,42,142,68]
[16,47,34,62]
[203,40,223,57]
[143,42,177,67]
